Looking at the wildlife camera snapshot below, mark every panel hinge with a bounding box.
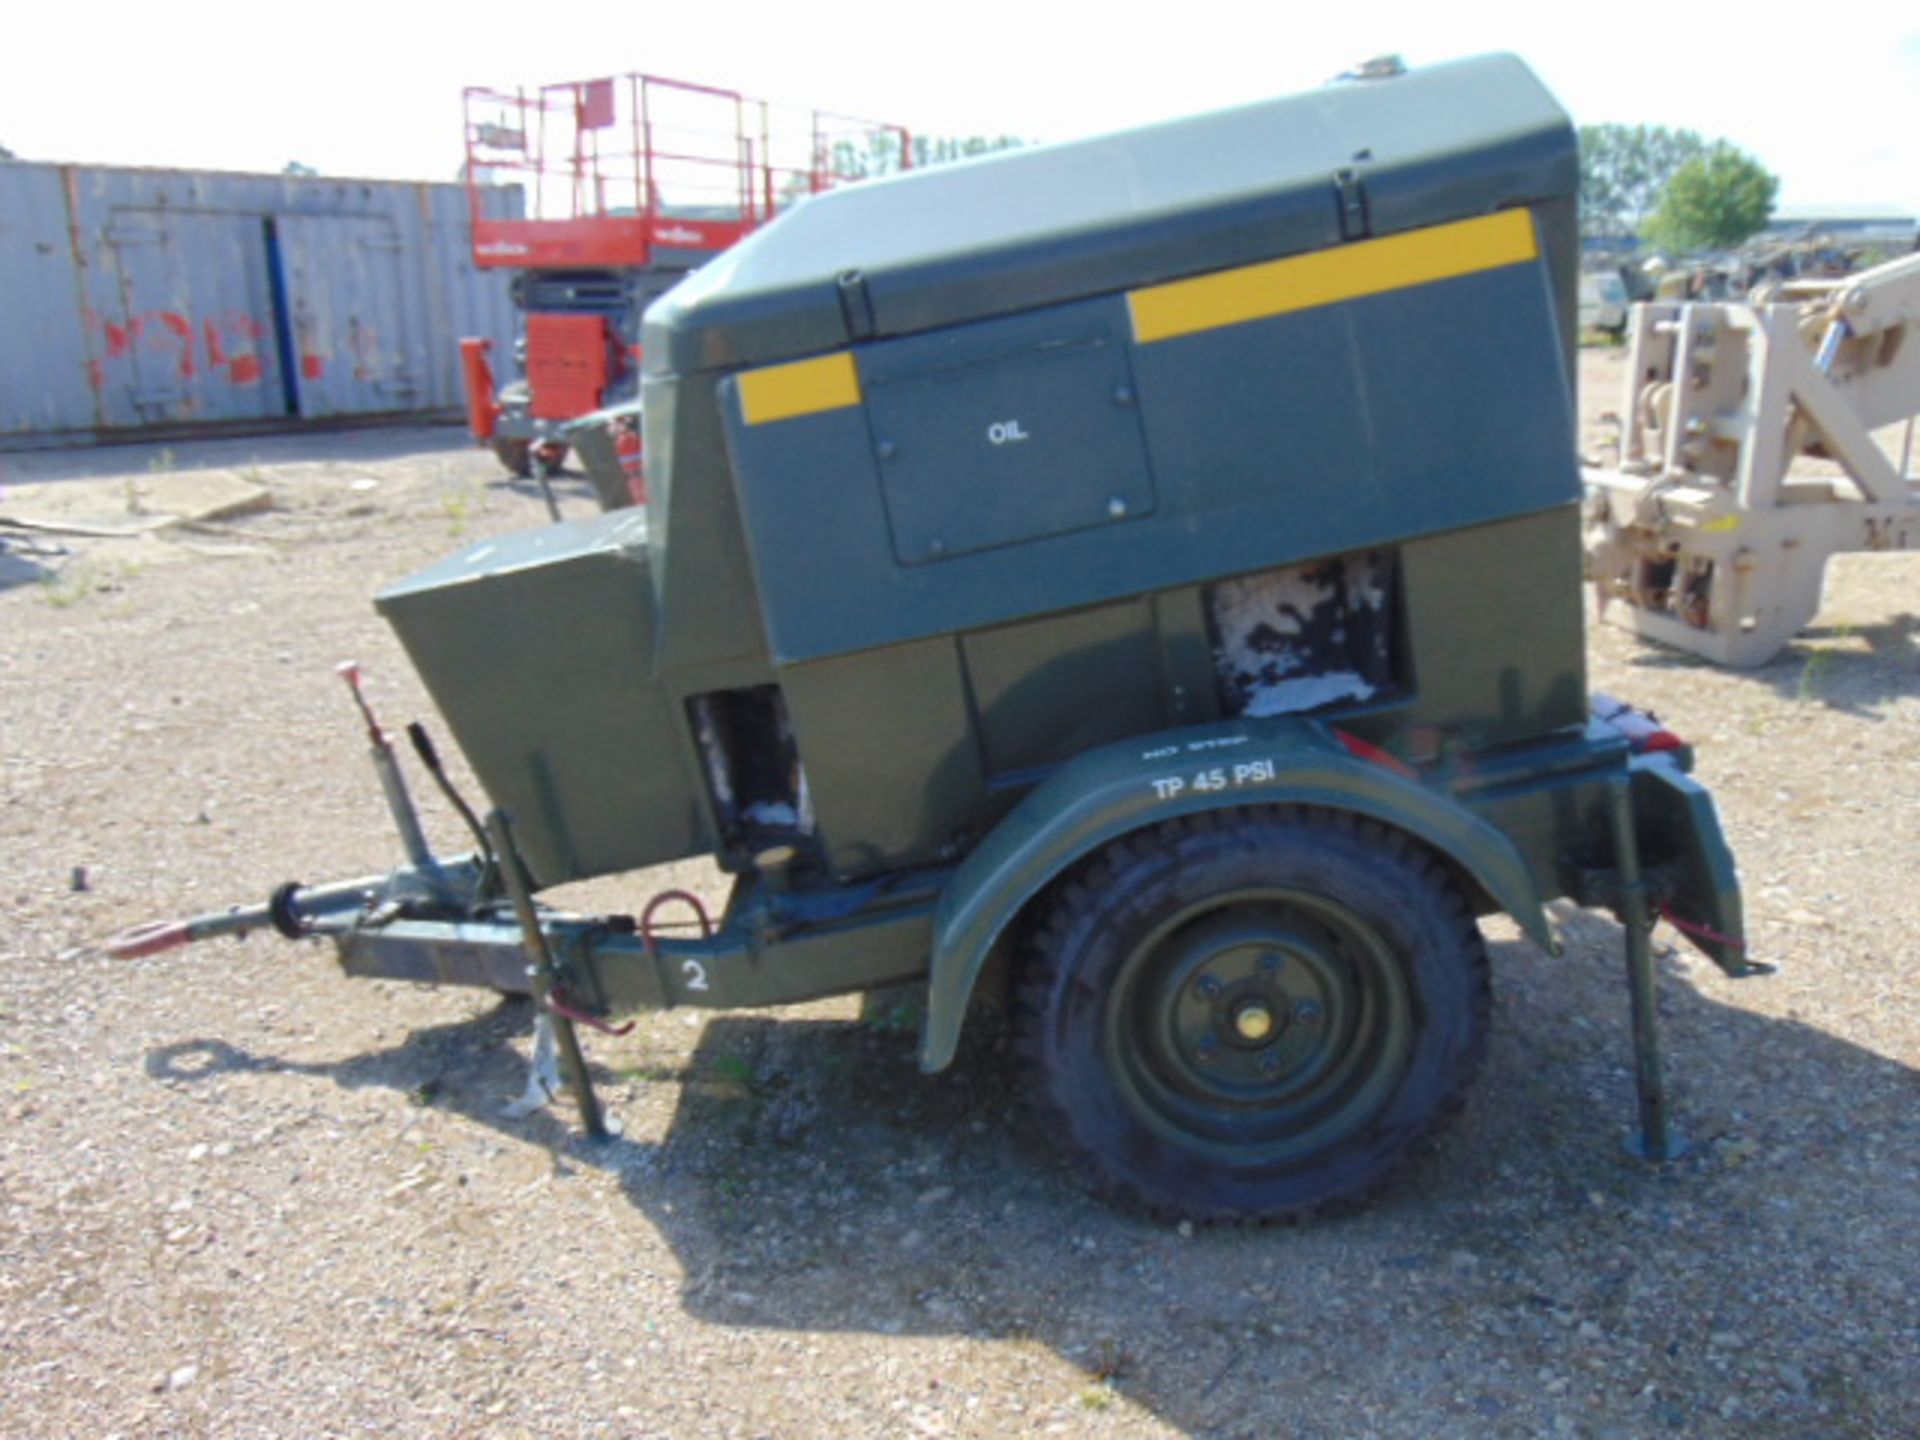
[836,269,877,343]
[1334,168,1371,242]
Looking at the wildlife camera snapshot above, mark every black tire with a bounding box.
[1013,807,1489,1223]
[491,436,533,479]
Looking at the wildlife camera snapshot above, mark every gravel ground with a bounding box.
[4,352,1919,1438]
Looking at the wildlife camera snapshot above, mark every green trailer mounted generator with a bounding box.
[118,54,1747,1223]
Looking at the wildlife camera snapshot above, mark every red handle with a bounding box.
[545,990,636,1036]
[104,919,193,959]
[639,888,713,954]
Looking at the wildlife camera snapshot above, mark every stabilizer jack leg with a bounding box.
[503,1010,563,1119]
[485,808,611,1141]
[1607,777,1686,1161]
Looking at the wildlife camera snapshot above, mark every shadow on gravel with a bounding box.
[147,927,1920,1439]
[1625,612,1920,719]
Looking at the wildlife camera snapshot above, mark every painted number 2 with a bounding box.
[681,959,710,992]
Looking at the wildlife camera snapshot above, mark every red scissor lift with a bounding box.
[460,74,910,498]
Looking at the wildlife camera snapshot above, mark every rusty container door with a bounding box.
[273,213,427,418]
[100,209,287,426]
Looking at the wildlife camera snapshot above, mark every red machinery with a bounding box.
[459,73,910,496]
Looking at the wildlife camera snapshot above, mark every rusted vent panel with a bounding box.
[1206,551,1403,718]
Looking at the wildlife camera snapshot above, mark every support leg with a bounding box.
[485,808,610,1141]
[502,1010,562,1119]
[1608,777,1687,1161]
[533,468,562,524]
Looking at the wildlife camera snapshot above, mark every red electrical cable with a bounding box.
[1657,900,1747,951]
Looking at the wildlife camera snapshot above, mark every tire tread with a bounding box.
[1011,805,1490,1225]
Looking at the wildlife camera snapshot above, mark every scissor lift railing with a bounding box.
[463,73,911,269]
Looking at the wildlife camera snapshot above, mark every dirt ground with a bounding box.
[3,349,1918,1439]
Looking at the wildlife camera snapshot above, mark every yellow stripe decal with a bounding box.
[737,351,862,425]
[1127,210,1539,345]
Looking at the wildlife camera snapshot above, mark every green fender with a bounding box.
[1630,753,1747,975]
[919,715,1554,1073]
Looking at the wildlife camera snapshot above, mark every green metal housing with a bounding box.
[371,54,1741,1069]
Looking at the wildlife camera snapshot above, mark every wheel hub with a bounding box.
[1232,999,1276,1043]
[1160,917,1355,1088]
[1106,893,1415,1161]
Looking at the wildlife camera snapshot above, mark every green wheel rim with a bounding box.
[1102,887,1415,1165]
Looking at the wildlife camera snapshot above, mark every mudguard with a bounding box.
[919,716,1553,1072]
[1630,753,1747,974]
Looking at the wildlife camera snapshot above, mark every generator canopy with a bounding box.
[645,53,1577,374]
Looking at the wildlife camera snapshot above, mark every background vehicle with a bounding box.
[1580,270,1630,336]
[1585,250,1920,665]
[458,72,909,492]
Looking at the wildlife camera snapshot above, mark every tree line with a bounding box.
[841,122,1779,255]
[1579,123,1778,252]
[7,121,1780,257]
[827,131,1027,181]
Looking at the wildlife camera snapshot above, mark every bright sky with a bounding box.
[4,0,1916,213]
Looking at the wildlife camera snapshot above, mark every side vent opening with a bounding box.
[1206,550,1405,718]
[687,686,815,853]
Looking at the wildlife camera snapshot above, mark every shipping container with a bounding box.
[0,161,522,446]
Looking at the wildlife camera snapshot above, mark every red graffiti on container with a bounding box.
[155,312,196,378]
[82,308,270,390]
[205,314,267,386]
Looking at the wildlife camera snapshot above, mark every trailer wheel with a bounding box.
[1014,808,1488,1223]
[491,437,534,479]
